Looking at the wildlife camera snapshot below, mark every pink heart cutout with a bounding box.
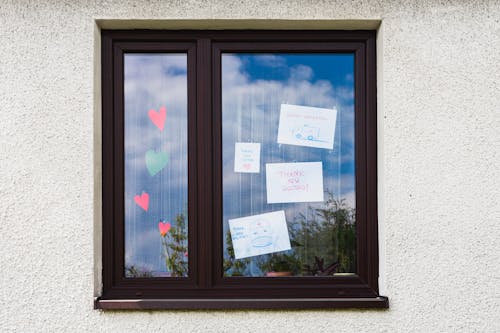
[158,221,171,236]
[148,106,167,131]
[134,192,149,211]
[243,163,251,170]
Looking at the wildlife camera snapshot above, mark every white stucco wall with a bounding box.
[1,1,499,332]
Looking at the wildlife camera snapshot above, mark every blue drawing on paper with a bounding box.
[277,104,337,149]
[228,210,291,259]
[292,124,325,142]
[250,219,273,248]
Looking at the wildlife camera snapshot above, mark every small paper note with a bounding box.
[228,211,291,259]
[234,142,261,173]
[277,104,337,149]
[266,162,324,204]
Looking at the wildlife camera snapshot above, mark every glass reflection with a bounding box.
[124,54,188,278]
[222,54,356,277]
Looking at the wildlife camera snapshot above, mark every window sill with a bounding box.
[95,296,389,310]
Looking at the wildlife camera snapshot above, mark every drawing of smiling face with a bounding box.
[251,219,273,248]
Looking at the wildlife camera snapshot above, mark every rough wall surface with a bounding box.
[1,1,499,332]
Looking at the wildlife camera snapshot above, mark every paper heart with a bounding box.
[243,163,251,170]
[158,221,171,236]
[148,106,167,131]
[145,149,169,176]
[134,192,149,211]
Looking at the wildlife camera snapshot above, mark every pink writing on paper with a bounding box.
[148,106,167,131]
[234,142,261,173]
[266,162,324,204]
[134,192,150,211]
[287,113,328,121]
[277,170,309,192]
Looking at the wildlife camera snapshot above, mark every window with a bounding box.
[97,30,387,309]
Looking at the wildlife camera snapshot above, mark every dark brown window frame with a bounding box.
[96,30,388,310]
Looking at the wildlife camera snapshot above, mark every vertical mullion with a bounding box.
[212,45,223,285]
[196,38,213,288]
[187,44,198,284]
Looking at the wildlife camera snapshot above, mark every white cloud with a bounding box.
[252,54,287,68]
[290,64,314,80]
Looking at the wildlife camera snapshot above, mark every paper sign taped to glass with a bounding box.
[277,103,337,149]
[228,211,291,259]
[234,142,261,173]
[266,162,324,204]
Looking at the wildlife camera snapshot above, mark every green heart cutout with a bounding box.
[145,149,169,176]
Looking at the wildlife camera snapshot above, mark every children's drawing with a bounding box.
[234,142,261,173]
[277,104,337,149]
[228,211,291,259]
[250,219,273,248]
[292,124,321,142]
[266,162,324,204]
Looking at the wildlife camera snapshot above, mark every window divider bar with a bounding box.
[187,44,199,286]
[196,38,214,288]
[211,44,224,287]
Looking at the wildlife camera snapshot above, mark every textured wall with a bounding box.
[1,1,500,332]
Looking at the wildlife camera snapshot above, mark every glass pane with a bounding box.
[124,54,188,277]
[222,54,355,277]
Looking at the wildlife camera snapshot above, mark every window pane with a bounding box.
[124,54,188,278]
[222,54,355,277]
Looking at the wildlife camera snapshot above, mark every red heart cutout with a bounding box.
[134,192,149,211]
[148,106,167,131]
[158,221,171,236]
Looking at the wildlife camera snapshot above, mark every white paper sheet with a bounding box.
[266,162,324,204]
[234,142,261,173]
[277,104,337,149]
[228,211,291,259]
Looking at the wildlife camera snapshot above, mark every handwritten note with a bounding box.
[277,104,337,149]
[234,142,261,173]
[266,162,324,203]
[228,211,291,259]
